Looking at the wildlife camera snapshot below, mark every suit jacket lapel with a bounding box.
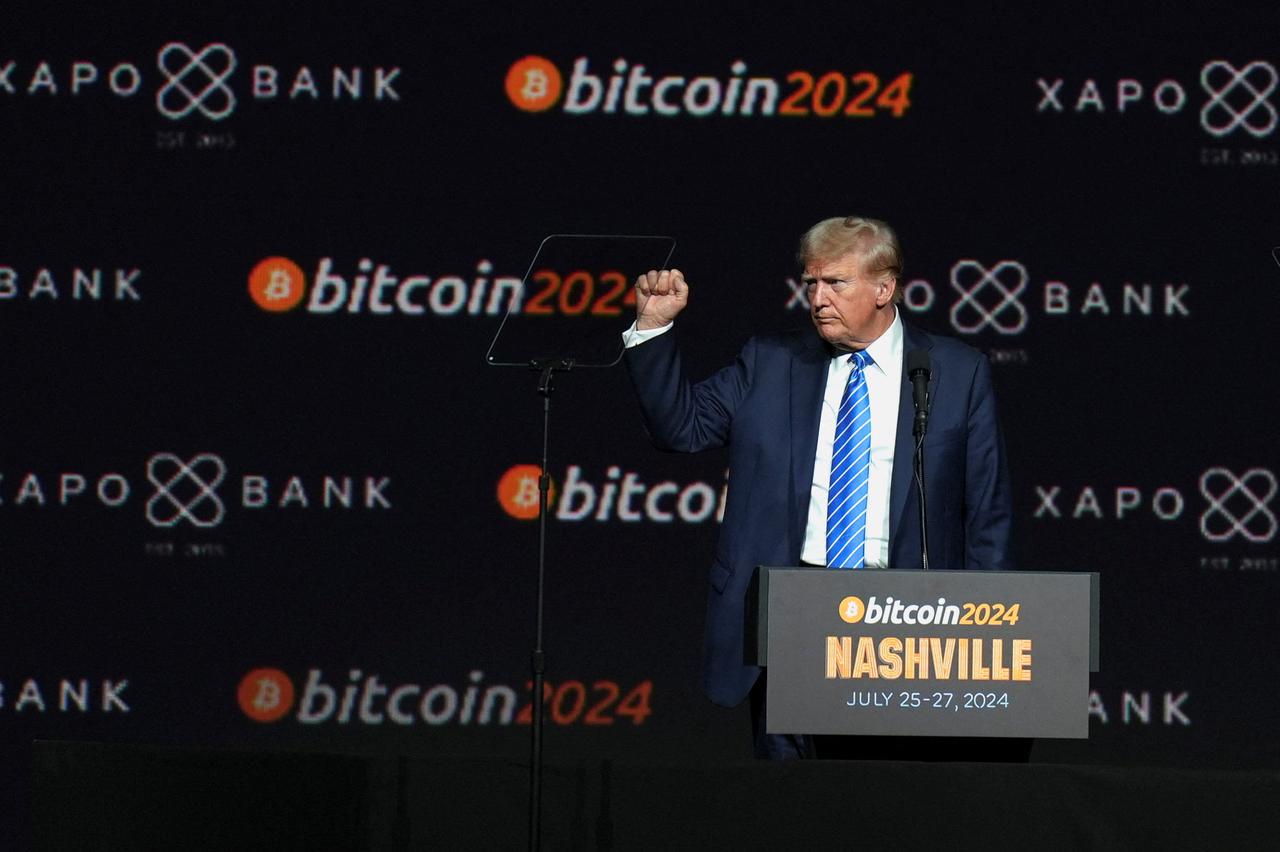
[888,320,937,549]
[790,335,829,548]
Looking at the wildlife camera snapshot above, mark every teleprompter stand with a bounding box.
[486,234,675,851]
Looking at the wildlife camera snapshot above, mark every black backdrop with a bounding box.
[3,4,1279,845]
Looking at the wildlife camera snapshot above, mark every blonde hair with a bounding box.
[797,216,904,302]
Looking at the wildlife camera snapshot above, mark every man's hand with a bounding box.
[635,268,689,330]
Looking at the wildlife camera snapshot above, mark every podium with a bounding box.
[747,568,1099,738]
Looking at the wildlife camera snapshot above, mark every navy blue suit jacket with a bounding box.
[625,318,1013,707]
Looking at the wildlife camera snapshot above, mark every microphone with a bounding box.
[907,349,931,437]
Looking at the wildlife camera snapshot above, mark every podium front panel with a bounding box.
[765,570,1091,738]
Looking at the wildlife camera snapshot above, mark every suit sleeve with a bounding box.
[623,328,756,453]
[963,354,1015,571]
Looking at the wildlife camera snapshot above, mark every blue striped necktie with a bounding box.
[827,350,874,568]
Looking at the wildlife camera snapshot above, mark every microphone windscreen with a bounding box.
[907,349,931,375]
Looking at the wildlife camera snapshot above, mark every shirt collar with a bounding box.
[865,308,903,375]
[831,307,903,376]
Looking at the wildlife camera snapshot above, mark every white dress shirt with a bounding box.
[623,310,903,567]
[621,322,671,348]
[800,309,902,568]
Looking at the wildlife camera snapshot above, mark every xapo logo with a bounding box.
[248,256,521,316]
[505,55,913,119]
[156,43,236,120]
[1200,468,1276,543]
[0,42,401,122]
[146,453,226,528]
[1033,466,1277,544]
[1201,61,1277,138]
[948,261,1029,334]
[498,464,727,523]
[1036,60,1278,139]
[0,263,141,303]
[785,259,1190,337]
[0,452,392,528]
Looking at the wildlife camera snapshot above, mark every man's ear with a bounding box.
[878,277,897,307]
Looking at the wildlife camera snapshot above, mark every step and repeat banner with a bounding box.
[2,3,1278,841]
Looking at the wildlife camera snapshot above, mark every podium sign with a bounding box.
[763,569,1095,738]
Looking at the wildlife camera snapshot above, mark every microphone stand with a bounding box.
[528,356,572,852]
[913,400,930,572]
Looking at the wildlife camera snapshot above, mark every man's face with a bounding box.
[803,253,896,350]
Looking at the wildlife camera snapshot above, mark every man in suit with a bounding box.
[623,216,1014,759]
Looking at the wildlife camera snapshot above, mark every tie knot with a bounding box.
[849,350,873,373]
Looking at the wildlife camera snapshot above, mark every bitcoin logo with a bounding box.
[265,271,291,300]
[838,595,866,623]
[249,257,306,312]
[497,464,555,520]
[513,478,539,509]
[505,56,563,112]
[237,668,295,723]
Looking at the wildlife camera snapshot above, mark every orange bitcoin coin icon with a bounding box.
[498,464,554,519]
[238,667,296,722]
[249,257,306,312]
[838,596,866,623]
[505,56,563,112]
